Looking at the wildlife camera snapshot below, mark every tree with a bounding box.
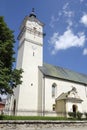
[0,16,23,95]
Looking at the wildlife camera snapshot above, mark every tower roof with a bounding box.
[18,8,44,36]
[27,8,44,26]
[29,8,36,18]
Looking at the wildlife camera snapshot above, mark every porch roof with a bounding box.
[56,92,83,102]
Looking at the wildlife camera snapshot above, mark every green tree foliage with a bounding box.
[0,16,23,95]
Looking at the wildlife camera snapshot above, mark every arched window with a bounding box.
[52,104,56,111]
[13,99,16,115]
[52,83,57,97]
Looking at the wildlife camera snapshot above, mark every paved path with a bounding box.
[36,126,87,130]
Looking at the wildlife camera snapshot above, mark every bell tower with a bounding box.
[14,9,44,115]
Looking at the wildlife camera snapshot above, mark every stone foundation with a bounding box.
[0,121,87,130]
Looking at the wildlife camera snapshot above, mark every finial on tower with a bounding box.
[32,8,35,12]
[29,8,36,18]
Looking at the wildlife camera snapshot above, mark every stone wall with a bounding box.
[0,121,87,130]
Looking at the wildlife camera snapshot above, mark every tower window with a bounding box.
[31,83,33,86]
[33,27,36,30]
[52,83,57,97]
[33,52,35,56]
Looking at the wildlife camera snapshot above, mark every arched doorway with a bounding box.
[72,104,78,113]
[13,99,16,115]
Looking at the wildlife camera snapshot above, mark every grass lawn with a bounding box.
[0,115,70,120]
[0,115,87,120]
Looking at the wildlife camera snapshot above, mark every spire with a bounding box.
[29,8,36,18]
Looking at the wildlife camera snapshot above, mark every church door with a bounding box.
[13,99,16,115]
[72,104,77,113]
[72,104,78,117]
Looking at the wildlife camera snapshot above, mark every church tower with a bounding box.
[14,9,44,115]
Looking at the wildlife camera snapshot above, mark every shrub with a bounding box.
[0,115,4,120]
[68,112,76,118]
[76,111,83,119]
[84,112,87,119]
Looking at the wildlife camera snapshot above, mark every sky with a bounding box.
[0,0,87,75]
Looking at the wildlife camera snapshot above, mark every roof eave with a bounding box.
[43,73,87,86]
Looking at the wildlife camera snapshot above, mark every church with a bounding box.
[6,9,87,117]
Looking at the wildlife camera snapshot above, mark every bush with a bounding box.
[0,115,4,120]
[76,111,83,119]
[84,112,87,119]
[68,112,76,118]
[68,111,83,119]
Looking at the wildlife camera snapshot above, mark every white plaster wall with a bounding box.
[66,101,82,113]
[38,70,42,111]
[38,69,44,115]
[16,41,43,111]
[16,42,24,69]
[25,20,43,44]
[44,77,87,113]
[26,21,43,33]
[14,40,25,111]
[13,18,43,115]
[25,31,43,45]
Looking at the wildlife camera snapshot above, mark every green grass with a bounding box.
[0,115,68,120]
[0,115,87,120]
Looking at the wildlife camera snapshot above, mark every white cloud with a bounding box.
[49,29,86,54]
[49,15,59,28]
[80,0,84,2]
[62,2,74,28]
[62,2,74,18]
[83,48,87,55]
[58,11,62,16]
[80,14,87,27]
[66,19,73,29]
[49,2,74,28]
[63,2,69,10]
[63,10,74,18]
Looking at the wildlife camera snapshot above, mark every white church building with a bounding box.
[6,9,87,117]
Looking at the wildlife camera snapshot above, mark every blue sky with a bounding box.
[0,0,87,75]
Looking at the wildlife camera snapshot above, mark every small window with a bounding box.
[52,104,56,111]
[31,83,33,86]
[33,27,36,30]
[33,52,35,56]
[52,83,57,97]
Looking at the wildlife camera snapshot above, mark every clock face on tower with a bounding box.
[27,20,42,32]
[26,20,43,39]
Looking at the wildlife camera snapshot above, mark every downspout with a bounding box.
[43,75,45,116]
[64,99,67,117]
